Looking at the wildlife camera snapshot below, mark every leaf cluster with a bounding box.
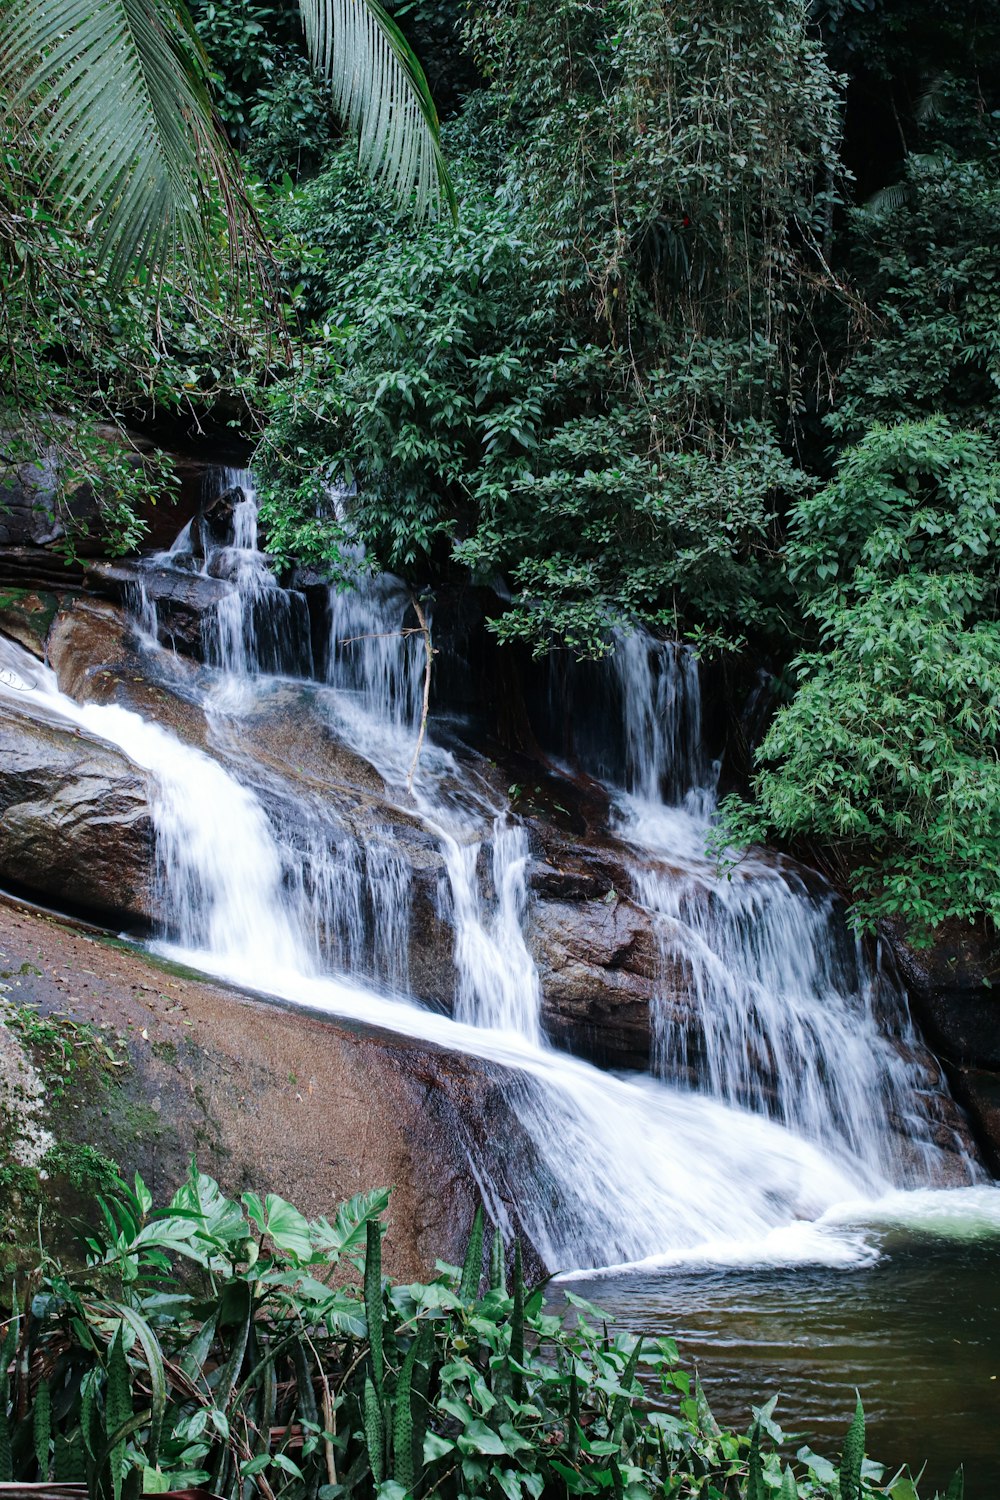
[721,418,1000,937]
[0,1166,964,1500]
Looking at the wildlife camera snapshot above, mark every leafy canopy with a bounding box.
[722,419,1000,938]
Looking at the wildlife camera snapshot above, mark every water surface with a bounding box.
[560,1232,1000,1496]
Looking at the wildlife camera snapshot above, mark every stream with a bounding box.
[2,468,999,1488]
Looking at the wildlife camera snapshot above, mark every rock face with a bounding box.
[0,587,60,658]
[84,558,232,653]
[0,696,153,925]
[40,599,664,1048]
[886,920,1000,1170]
[0,894,540,1278]
[528,858,658,1069]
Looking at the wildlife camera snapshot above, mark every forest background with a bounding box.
[2,0,999,941]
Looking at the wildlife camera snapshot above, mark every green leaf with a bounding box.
[33,1375,51,1479]
[263,1194,314,1260]
[489,1228,505,1294]
[392,1336,418,1490]
[780,1465,798,1500]
[364,1374,385,1486]
[106,1327,132,1500]
[111,1303,168,1470]
[423,1433,455,1463]
[839,1396,866,1500]
[945,1467,965,1500]
[310,1186,390,1262]
[746,1423,765,1500]
[365,1218,384,1393]
[510,1239,525,1404]
[460,1206,484,1304]
[298,0,455,220]
[457,1420,508,1457]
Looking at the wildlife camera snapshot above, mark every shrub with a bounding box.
[0,1165,961,1499]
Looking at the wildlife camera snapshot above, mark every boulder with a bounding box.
[530,885,657,1069]
[0,695,153,925]
[0,443,73,548]
[0,894,545,1278]
[47,597,212,748]
[0,587,60,658]
[83,559,231,654]
[883,919,1000,1167]
[886,918,1000,1069]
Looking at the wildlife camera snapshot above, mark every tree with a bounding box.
[0,0,454,290]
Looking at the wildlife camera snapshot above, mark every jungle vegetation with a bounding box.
[1,0,999,933]
[0,1164,966,1500]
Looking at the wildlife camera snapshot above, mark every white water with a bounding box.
[608,636,978,1185]
[3,475,996,1274]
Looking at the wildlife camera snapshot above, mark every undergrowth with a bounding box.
[0,1166,965,1500]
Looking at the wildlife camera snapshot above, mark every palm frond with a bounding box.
[861,181,910,215]
[0,0,259,289]
[298,0,457,220]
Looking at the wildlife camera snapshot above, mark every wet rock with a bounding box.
[48,598,211,747]
[530,890,657,1068]
[83,558,230,654]
[883,919,1000,1166]
[0,545,87,593]
[0,696,153,925]
[0,442,77,548]
[952,1070,1000,1177]
[0,894,546,1278]
[0,588,60,658]
[886,919,1000,1069]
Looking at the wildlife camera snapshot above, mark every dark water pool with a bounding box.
[555,1234,1000,1496]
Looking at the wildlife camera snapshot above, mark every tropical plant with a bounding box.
[0,1164,965,1500]
[720,418,1000,938]
[256,9,834,657]
[0,0,453,291]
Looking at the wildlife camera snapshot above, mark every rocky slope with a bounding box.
[0,892,536,1278]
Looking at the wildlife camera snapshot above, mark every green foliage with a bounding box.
[260,125,810,653]
[722,418,1000,936]
[4,1001,128,1101]
[0,1166,957,1500]
[0,137,276,556]
[831,146,1000,444]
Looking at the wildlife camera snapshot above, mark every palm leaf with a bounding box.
[298,0,456,219]
[0,0,453,292]
[0,0,256,288]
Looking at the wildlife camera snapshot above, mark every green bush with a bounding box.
[0,1165,962,1500]
[721,418,1000,937]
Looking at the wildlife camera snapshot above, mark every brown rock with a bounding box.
[0,893,544,1278]
[530,887,657,1069]
[0,698,154,925]
[885,918,1000,1070]
[0,588,60,658]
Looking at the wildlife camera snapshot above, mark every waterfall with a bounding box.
[322,564,543,1040]
[10,465,993,1276]
[141,469,314,679]
[610,634,978,1182]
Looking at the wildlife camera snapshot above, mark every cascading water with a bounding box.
[322,556,543,1040]
[609,636,978,1184]
[9,466,996,1277]
[142,469,314,678]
